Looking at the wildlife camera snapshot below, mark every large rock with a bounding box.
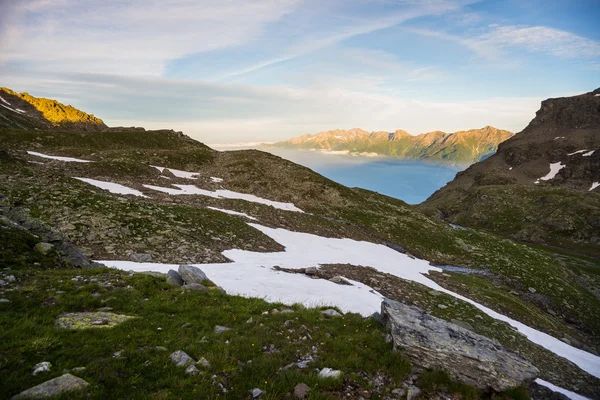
[381,299,539,392]
[11,373,89,399]
[178,265,209,285]
[166,270,183,287]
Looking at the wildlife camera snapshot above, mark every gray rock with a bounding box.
[178,265,209,285]
[406,386,421,400]
[0,280,7,287]
[166,270,183,287]
[214,325,231,334]
[251,388,263,398]
[11,373,89,399]
[329,276,352,285]
[304,267,318,276]
[185,364,200,375]
[129,252,152,262]
[34,242,53,255]
[381,299,539,391]
[528,287,537,294]
[137,271,164,278]
[70,367,86,373]
[322,309,342,318]
[32,362,51,376]
[318,368,342,379]
[0,298,10,303]
[169,350,195,368]
[293,383,310,399]
[197,357,211,368]
[181,283,208,291]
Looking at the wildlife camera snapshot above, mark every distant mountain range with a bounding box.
[266,126,514,166]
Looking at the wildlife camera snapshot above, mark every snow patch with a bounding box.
[595,94,600,97]
[0,96,10,105]
[590,182,600,192]
[0,102,23,114]
[210,177,223,183]
[151,165,199,179]
[568,150,588,156]
[535,162,564,183]
[535,379,591,400]
[554,137,565,140]
[143,184,303,212]
[207,207,257,220]
[101,223,600,381]
[27,151,92,163]
[508,167,513,170]
[74,177,148,197]
[583,150,594,157]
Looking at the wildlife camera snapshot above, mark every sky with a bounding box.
[0,0,599,144]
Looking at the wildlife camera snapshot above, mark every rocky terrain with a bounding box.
[0,87,599,399]
[266,126,513,166]
[421,88,600,256]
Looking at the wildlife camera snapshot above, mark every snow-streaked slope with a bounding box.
[207,207,257,220]
[27,151,92,163]
[535,379,591,400]
[143,184,303,212]
[568,150,588,156]
[583,150,595,157]
[74,177,147,197]
[100,223,600,380]
[150,165,199,179]
[535,162,565,183]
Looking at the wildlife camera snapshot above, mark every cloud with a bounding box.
[2,68,544,143]
[0,0,301,76]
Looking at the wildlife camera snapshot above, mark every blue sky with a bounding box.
[0,0,598,143]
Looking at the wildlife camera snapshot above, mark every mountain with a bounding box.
[0,87,107,131]
[267,126,514,166]
[421,88,600,256]
[1,88,599,399]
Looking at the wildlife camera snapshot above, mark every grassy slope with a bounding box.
[1,128,599,397]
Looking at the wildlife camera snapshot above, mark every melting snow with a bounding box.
[0,102,23,114]
[143,184,303,212]
[535,162,565,183]
[151,165,200,179]
[101,223,600,381]
[595,94,600,97]
[554,137,565,140]
[0,96,9,105]
[590,182,600,192]
[583,150,594,157]
[16,108,26,113]
[568,150,588,156]
[74,177,148,197]
[210,177,223,183]
[207,207,257,220]
[27,151,92,163]
[535,379,591,400]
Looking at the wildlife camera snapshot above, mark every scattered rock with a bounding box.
[178,265,209,285]
[305,267,318,276]
[406,385,421,400]
[169,350,195,368]
[0,280,7,287]
[319,368,342,379]
[181,283,208,291]
[32,362,51,376]
[56,312,135,330]
[251,388,263,398]
[280,309,294,314]
[11,373,89,399]
[70,367,86,373]
[322,309,342,318]
[0,298,10,303]
[214,325,231,334]
[437,304,448,309]
[34,242,53,255]
[129,252,152,262]
[246,317,253,324]
[166,270,183,287]
[450,319,474,332]
[528,287,537,294]
[197,357,211,368]
[293,383,310,399]
[329,276,352,285]
[381,299,538,391]
[185,364,200,375]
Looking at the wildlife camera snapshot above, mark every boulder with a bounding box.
[34,242,53,255]
[178,265,209,285]
[293,383,310,399]
[129,252,152,262]
[181,283,208,291]
[381,299,539,392]
[169,350,195,368]
[321,309,342,318]
[166,270,183,287]
[11,374,89,399]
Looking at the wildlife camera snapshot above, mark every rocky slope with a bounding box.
[1,91,599,399]
[0,87,107,131]
[267,126,513,166]
[421,89,600,256]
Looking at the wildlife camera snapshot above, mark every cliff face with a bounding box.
[269,126,513,166]
[421,88,600,255]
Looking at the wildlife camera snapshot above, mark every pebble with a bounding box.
[214,325,231,334]
[33,361,52,376]
[251,388,263,398]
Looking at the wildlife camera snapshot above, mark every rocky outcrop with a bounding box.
[381,298,539,392]
[11,373,89,399]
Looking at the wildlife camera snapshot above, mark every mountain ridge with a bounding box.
[267,125,514,165]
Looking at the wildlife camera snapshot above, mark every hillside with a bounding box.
[421,88,600,256]
[267,126,514,166]
[0,91,599,399]
[0,87,107,131]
